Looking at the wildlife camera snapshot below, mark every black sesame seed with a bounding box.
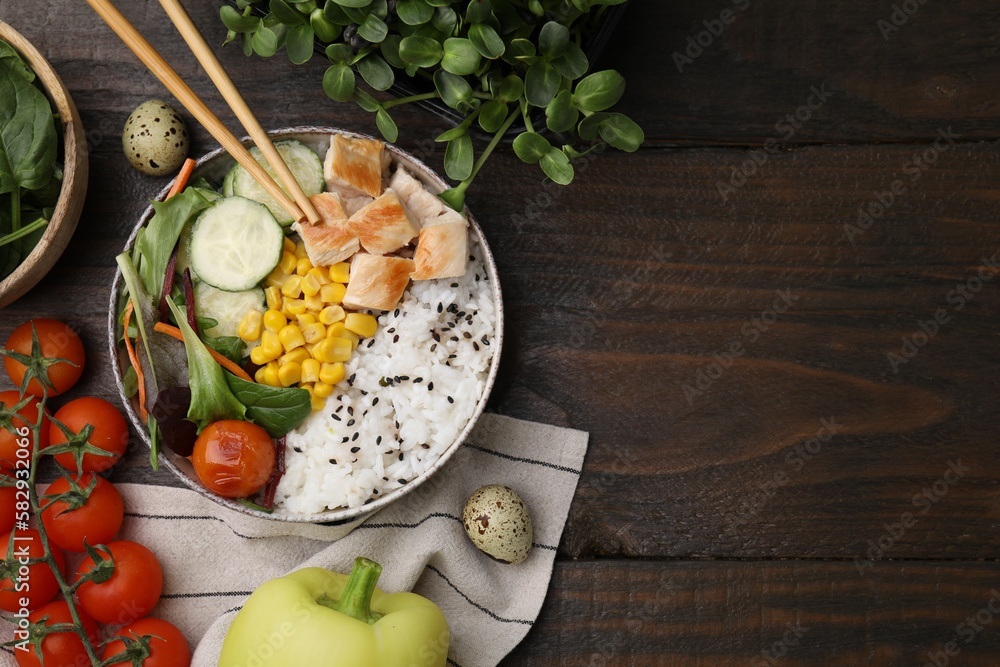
[448,354,457,359]
[360,390,368,396]
[447,396,454,404]
[347,419,356,427]
[457,311,466,318]
[466,315,473,323]
[469,254,475,261]
[463,332,472,339]
[293,447,302,453]
[367,339,375,348]
[350,446,360,453]
[373,489,379,495]
[481,336,489,345]
[395,420,400,429]
[332,414,341,421]
[399,375,409,381]
[398,479,407,485]
[398,453,404,461]
[372,397,379,406]
[428,382,434,391]
[336,405,344,413]
[387,327,395,333]
[450,283,459,288]
[414,377,423,383]
[342,437,349,443]
[432,332,441,342]
[473,342,480,351]
[329,458,337,464]
[348,406,354,416]
[437,303,443,313]
[394,309,400,317]
[383,477,389,481]
[421,443,430,449]
[393,335,400,343]
[450,336,459,342]
[430,344,437,352]
[352,432,359,441]
[363,410,368,416]
[376,435,382,445]
[475,274,480,281]
[348,373,356,385]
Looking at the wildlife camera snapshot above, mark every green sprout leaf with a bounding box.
[538,21,569,57]
[397,0,434,25]
[358,14,389,42]
[285,24,316,64]
[269,0,307,26]
[380,34,405,67]
[540,148,574,185]
[358,54,394,90]
[479,100,509,133]
[399,35,443,67]
[552,42,588,79]
[441,38,481,76]
[598,113,645,152]
[496,75,524,103]
[525,60,560,107]
[504,38,536,62]
[310,10,340,42]
[333,0,372,8]
[512,132,552,164]
[465,0,493,24]
[220,5,262,32]
[323,63,356,102]
[573,69,626,112]
[376,109,399,142]
[435,126,467,142]
[444,135,474,181]
[432,7,458,35]
[252,26,279,57]
[353,88,382,112]
[468,23,505,59]
[326,43,354,64]
[433,69,474,110]
[545,90,578,133]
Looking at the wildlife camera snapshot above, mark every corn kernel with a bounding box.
[250,345,271,366]
[294,241,308,259]
[311,394,326,412]
[284,298,306,315]
[265,286,283,311]
[254,366,267,384]
[263,309,287,334]
[296,313,317,327]
[300,274,321,298]
[279,251,297,275]
[344,313,378,338]
[307,267,331,286]
[320,283,346,304]
[251,331,282,364]
[301,358,320,384]
[279,348,311,366]
[305,292,323,312]
[326,322,348,338]
[264,266,286,288]
[313,381,334,398]
[283,237,296,254]
[319,362,346,385]
[238,310,263,341]
[281,275,302,298]
[314,337,352,363]
[296,257,313,276]
[278,325,306,352]
[300,382,314,396]
[303,322,327,345]
[263,362,280,387]
[329,262,351,283]
[319,306,345,325]
[346,330,359,351]
[278,361,302,387]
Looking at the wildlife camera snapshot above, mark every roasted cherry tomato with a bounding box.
[47,397,129,473]
[14,600,99,667]
[3,319,85,397]
[0,391,47,471]
[41,473,125,552]
[102,617,191,667]
[191,420,275,499]
[75,540,162,625]
[0,529,66,612]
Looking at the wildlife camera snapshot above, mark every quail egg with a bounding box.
[462,485,533,564]
[122,100,189,176]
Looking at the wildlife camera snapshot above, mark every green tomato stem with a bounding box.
[382,91,439,110]
[327,557,383,624]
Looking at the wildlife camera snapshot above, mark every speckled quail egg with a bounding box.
[122,100,189,176]
[462,485,533,564]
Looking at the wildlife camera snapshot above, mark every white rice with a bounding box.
[274,234,496,514]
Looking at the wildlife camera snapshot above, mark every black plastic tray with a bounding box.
[240,1,631,138]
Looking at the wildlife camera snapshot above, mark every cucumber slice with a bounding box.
[189,196,283,292]
[229,140,324,225]
[222,165,237,197]
[194,282,264,338]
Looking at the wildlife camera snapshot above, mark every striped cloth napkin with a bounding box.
[53,413,586,667]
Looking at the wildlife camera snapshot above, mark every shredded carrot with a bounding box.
[153,322,253,382]
[122,302,149,421]
[166,158,196,200]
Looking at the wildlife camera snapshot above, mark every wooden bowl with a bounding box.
[0,22,88,308]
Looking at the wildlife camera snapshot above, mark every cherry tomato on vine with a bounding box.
[41,473,124,552]
[191,420,275,499]
[0,529,66,612]
[75,540,163,625]
[47,397,129,473]
[102,617,191,667]
[0,391,47,471]
[3,319,85,398]
[14,600,99,667]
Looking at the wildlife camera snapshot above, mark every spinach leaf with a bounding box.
[138,187,214,298]
[203,334,245,364]
[165,298,246,431]
[225,374,311,437]
[0,42,57,195]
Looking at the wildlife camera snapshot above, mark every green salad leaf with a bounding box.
[225,374,311,438]
[138,187,216,298]
[0,41,57,195]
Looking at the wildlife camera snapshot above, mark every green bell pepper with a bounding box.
[219,557,450,667]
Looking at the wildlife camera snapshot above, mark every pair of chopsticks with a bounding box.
[85,0,321,225]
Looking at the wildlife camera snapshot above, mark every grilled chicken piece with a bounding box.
[344,194,374,217]
[324,134,387,199]
[412,220,468,281]
[348,189,419,256]
[291,192,359,266]
[389,166,445,225]
[342,254,415,311]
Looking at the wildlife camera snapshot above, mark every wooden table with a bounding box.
[3,1,1000,664]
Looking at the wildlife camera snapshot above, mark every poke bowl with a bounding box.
[108,127,503,524]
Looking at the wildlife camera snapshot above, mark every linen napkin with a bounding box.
[2,414,587,667]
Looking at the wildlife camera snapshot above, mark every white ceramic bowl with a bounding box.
[108,127,503,524]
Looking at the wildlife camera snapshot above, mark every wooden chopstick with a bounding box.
[157,0,320,225]
[84,0,307,224]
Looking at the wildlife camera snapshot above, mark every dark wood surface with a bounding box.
[3,0,1000,664]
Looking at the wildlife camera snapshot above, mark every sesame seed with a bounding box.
[450,336,459,342]
[376,435,382,445]
[421,443,430,449]
[351,446,360,453]
[393,308,400,317]
[481,336,489,345]
[398,479,407,485]
[448,354,457,359]
[347,419,356,427]
[463,332,472,339]
[414,377,423,383]
[399,375,409,381]
[437,303,443,313]
[348,406,354,416]
[332,414,341,421]
[372,397,379,405]
[450,283,459,288]
[293,447,302,453]
[393,335,399,343]
[469,254,475,261]
[387,327,395,333]
[360,390,368,396]
[432,332,441,342]
[428,382,434,391]
[447,396,454,404]
[352,432,359,441]
[342,437,349,443]
[336,405,344,413]
[329,458,337,464]
[430,343,437,352]
[348,373,356,385]
[398,453,404,461]
[367,339,375,348]
[473,342,480,351]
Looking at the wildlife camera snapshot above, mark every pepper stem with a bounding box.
[332,557,383,624]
